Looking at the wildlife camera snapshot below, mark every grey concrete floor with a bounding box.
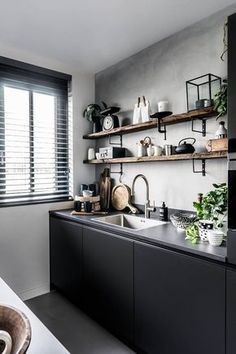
[26,291,135,354]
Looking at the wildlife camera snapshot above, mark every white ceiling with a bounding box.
[0,0,235,73]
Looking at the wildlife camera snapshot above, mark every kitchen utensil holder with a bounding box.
[192,159,206,176]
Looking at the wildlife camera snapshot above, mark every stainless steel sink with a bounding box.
[92,214,167,230]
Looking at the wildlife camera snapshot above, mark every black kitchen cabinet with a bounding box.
[82,226,134,344]
[227,269,236,354]
[228,13,236,142]
[50,217,83,304]
[227,13,236,263]
[134,242,225,354]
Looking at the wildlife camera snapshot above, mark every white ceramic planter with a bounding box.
[198,220,214,242]
[207,230,224,246]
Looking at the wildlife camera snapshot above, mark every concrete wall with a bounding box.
[95,6,236,211]
[0,45,95,299]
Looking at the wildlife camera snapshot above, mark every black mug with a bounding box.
[84,201,92,213]
[74,201,81,212]
[88,184,96,196]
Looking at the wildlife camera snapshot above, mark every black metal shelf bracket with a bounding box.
[192,159,206,176]
[108,134,123,147]
[109,163,123,182]
[191,117,207,137]
[158,118,167,140]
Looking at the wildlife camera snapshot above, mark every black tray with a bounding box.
[150,111,173,119]
[100,107,120,115]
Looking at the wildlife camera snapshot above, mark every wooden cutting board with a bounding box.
[111,184,138,213]
[71,211,108,216]
[99,168,111,210]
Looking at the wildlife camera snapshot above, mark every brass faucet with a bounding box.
[131,174,156,218]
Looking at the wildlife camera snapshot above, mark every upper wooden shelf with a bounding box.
[83,107,217,140]
[83,151,227,165]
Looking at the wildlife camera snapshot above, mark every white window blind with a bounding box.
[0,58,72,205]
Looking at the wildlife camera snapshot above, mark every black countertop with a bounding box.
[50,209,227,263]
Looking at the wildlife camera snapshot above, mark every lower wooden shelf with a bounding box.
[83,151,227,165]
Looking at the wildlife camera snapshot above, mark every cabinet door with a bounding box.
[228,13,236,141]
[50,217,83,304]
[134,242,225,354]
[83,226,134,343]
[227,269,236,354]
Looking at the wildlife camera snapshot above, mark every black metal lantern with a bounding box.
[186,73,221,112]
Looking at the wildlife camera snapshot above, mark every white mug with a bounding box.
[158,100,169,112]
[88,148,95,160]
[147,145,154,157]
[153,145,163,156]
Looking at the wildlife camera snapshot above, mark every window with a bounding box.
[0,58,72,205]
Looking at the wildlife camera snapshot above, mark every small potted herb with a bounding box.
[185,183,228,244]
[83,102,107,133]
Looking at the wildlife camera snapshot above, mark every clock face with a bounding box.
[103,116,114,131]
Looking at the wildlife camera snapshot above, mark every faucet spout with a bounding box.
[131,174,149,201]
[131,174,155,218]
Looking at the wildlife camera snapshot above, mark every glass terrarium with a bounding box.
[186,73,221,112]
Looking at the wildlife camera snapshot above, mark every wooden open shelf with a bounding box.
[83,107,217,140]
[83,120,158,139]
[83,151,227,165]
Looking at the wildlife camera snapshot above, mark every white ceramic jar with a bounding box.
[137,144,145,157]
[88,147,95,160]
[215,121,227,139]
[198,220,214,242]
[147,145,154,157]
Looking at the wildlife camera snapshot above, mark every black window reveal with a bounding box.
[0,57,72,205]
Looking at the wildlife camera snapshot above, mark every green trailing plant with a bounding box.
[83,102,107,122]
[214,79,227,120]
[185,183,228,244]
[220,21,228,62]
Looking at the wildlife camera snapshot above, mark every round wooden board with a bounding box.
[111,184,130,210]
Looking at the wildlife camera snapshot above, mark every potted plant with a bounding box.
[185,183,228,244]
[214,79,227,120]
[83,102,107,133]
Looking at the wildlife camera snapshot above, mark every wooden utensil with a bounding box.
[111,184,138,213]
[100,168,111,210]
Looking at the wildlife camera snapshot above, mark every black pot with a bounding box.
[175,138,196,154]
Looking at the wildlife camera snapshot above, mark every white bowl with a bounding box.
[170,213,196,230]
[82,190,93,197]
[207,230,224,246]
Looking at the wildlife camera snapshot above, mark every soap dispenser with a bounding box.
[159,202,168,221]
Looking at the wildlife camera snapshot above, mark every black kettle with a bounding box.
[175,138,196,154]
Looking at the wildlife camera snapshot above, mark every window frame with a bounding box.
[0,57,72,207]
